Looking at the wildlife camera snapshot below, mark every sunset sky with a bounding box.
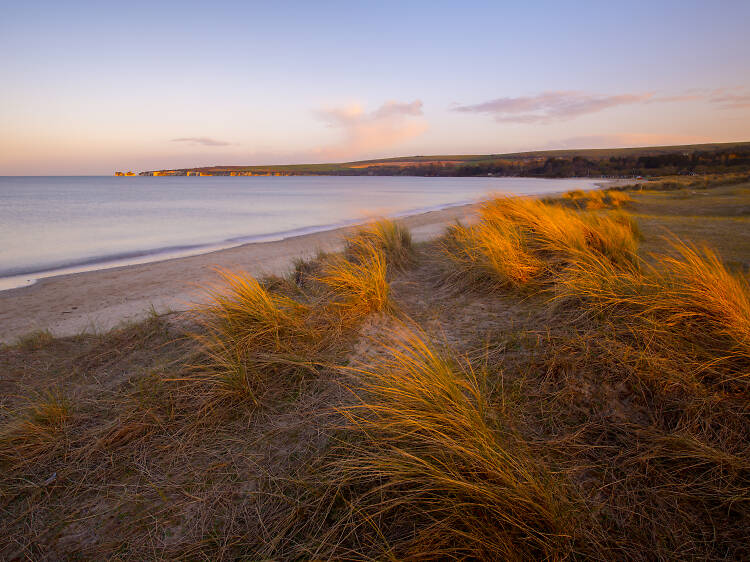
[2,0,749,175]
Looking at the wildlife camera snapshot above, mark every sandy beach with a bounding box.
[0,203,479,342]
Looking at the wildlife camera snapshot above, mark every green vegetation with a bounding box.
[2,185,750,559]
[141,140,750,178]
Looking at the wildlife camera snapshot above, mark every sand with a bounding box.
[0,203,479,342]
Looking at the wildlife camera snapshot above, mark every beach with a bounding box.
[0,202,479,342]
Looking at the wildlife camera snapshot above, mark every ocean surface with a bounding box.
[0,175,601,289]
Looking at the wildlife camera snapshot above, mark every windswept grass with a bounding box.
[444,196,641,290]
[318,240,391,320]
[554,238,750,392]
[346,218,414,270]
[0,389,70,469]
[315,327,583,560]
[443,220,544,289]
[192,269,321,401]
[3,186,750,559]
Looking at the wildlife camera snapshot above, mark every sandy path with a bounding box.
[0,203,478,342]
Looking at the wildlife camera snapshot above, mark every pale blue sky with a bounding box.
[1,0,748,174]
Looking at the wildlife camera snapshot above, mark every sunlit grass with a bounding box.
[192,269,320,401]
[444,220,544,289]
[0,389,71,468]
[444,196,641,290]
[555,237,750,392]
[319,239,391,320]
[347,218,414,271]
[322,327,582,559]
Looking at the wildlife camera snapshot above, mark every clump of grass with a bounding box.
[555,238,750,392]
[604,189,632,208]
[0,389,71,468]
[444,196,641,290]
[483,197,639,264]
[347,218,414,271]
[319,327,583,559]
[318,241,391,320]
[581,212,641,266]
[15,329,55,351]
[561,188,632,210]
[645,240,750,386]
[193,269,320,401]
[200,269,312,353]
[443,221,544,289]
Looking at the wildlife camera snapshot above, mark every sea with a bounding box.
[0,175,601,290]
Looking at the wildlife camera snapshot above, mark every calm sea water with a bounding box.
[0,175,600,289]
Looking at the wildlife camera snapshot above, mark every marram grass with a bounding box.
[319,238,392,320]
[346,218,414,271]
[318,327,583,560]
[192,269,320,401]
[444,196,641,291]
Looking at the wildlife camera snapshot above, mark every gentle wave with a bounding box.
[0,176,600,290]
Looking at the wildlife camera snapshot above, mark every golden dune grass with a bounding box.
[444,221,544,289]
[555,238,750,391]
[318,240,391,319]
[192,269,319,401]
[0,390,70,469]
[320,327,582,560]
[5,188,750,559]
[444,196,640,290]
[346,218,414,270]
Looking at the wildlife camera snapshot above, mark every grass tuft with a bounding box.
[347,218,414,271]
[192,269,319,401]
[318,240,391,320]
[0,389,71,468]
[443,196,641,290]
[319,327,583,559]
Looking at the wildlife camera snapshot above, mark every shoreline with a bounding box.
[0,202,481,342]
[0,182,622,343]
[0,198,483,291]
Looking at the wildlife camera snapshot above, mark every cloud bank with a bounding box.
[453,87,750,124]
[452,91,653,123]
[316,100,427,159]
[170,137,233,147]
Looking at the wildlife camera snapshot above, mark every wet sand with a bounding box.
[0,203,479,342]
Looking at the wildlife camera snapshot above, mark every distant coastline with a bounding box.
[129,141,750,178]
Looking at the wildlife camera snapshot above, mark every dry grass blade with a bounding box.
[318,241,391,320]
[347,218,414,271]
[319,327,583,560]
[190,269,322,400]
[0,389,71,469]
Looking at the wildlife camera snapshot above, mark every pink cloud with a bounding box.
[315,100,427,159]
[709,92,750,109]
[453,91,654,123]
[170,136,234,147]
[454,87,750,124]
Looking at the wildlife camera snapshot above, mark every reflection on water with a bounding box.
[0,175,600,289]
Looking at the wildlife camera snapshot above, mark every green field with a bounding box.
[140,141,750,177]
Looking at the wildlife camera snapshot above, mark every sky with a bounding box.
[1,0,749,175]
